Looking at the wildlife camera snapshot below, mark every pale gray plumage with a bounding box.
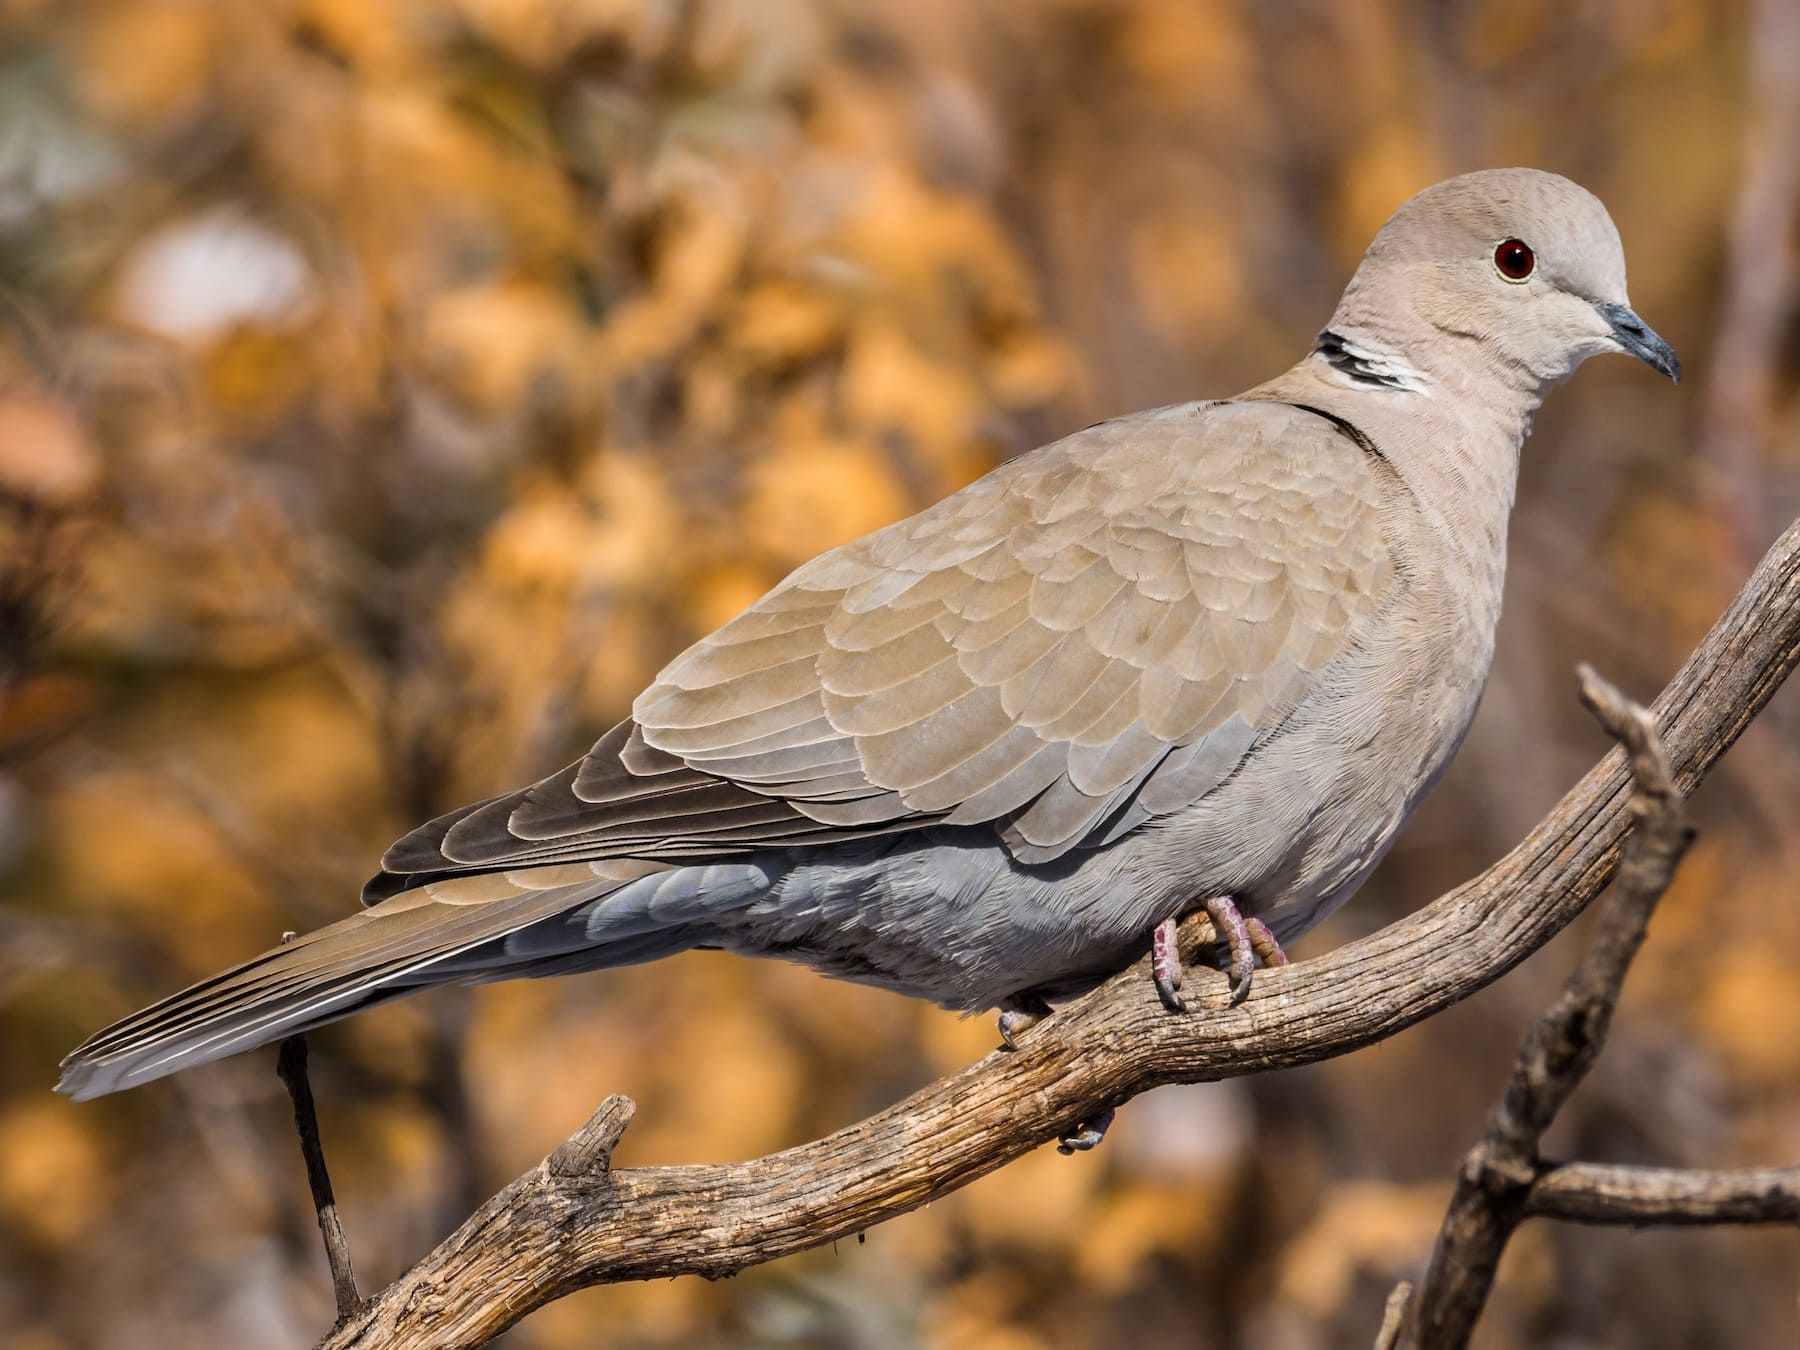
[58,168,1680,1101]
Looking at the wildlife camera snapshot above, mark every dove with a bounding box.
[58,169,1679,1131]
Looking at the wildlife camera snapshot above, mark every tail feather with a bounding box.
[55,866,649,1101]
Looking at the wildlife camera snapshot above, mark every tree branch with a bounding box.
[278,1031,363,1323]
[1398,667,1694,1348]
[318,515,1800,1350]
[1372,1280,1414,1350]
[1524,1163,1800,1226]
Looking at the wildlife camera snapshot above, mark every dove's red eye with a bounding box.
[1494,239,1535,281]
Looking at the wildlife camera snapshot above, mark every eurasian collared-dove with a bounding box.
[58,169,1679,1117]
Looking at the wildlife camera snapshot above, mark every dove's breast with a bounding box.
[1129,517,1501,946]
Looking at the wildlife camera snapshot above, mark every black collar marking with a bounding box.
[1315,330,1407,389]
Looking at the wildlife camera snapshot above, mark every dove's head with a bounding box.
[1327,168,1679,392]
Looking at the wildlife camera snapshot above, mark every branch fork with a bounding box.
[1391,666,1728,1349]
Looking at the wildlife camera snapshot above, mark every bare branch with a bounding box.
[1398,667,1694,1348]
[278,1033,362,1323]
[316,515,1800,1350]
[275,934,364,1328]
[1525,1163,1800,1226]
[1377,1160,1800,1339]
[1373,1280,1413,1350]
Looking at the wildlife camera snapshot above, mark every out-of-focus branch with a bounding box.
[1689,0,1800,838]
[0,501,72,727]
[1523,1163,1800,1226]
[1372,1280,1413,1350]
[1701,0,1800,568]
[275,933,363,1325]
[1397,666,1694,1350]
[305,517,1800,1350]
[1369,1162,1800,1350]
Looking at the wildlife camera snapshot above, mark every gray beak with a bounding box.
[1595,301,1680,384]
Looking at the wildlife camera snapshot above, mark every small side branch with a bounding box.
[277,1031,363,1323]
[1372,1280,1413,1350]
[546,1095,636,1178]
[1525,1163,1800,1226]
[1398,666,1694,1349]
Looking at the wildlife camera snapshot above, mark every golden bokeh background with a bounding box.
[1,1,1797,1346]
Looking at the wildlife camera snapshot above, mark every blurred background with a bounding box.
[0,0,1796,1346]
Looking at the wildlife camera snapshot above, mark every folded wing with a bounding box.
[372,399,1397,896]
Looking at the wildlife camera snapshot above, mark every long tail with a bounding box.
[55,861,670,1101]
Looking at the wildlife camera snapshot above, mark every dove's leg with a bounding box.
[1061,905,1284,1156]
[1151,916,1186,1012]
[1201,894,1261,1004]
[1150,900,1286,1012]
[997,994,1053,1051]
[1058,1107,1115,1155]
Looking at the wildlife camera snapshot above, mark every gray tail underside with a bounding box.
[55,877,641,1102]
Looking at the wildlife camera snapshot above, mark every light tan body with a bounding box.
[696,368,1525,1006]
[59,168,1679,1099]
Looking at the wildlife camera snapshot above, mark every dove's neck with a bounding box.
[1250,328,1549,620]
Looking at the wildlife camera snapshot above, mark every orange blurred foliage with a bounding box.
[0,1,1796,1347]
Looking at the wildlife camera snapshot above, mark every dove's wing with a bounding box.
[65,400,1400,1100]
[370,399,1397,897]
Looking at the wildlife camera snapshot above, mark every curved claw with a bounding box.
[996,995,1053,1051]
[1057,1106,1115,1155]
[1149,902,1289,1011]
[997,1009,1036,1051]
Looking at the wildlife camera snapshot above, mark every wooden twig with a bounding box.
[1373,1162,1800,1350]
[1372,1280,1413,1350]
[1396,666,1694,1348]
[313,514,1800,1350]
[545,1095,636,1178]
[1524,1163,1800,1226]
[276,967,363,1324]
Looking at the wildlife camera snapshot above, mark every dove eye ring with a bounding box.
[1494,238,1535,282]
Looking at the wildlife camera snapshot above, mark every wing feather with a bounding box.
[369,398,1398,896]
[957,616,1062,685]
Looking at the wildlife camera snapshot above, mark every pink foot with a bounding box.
[1151,916,1185,1012]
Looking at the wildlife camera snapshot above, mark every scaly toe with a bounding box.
[1201,894,1259,1004]
[1246,916,1290,968]
[1150,916,1187,1013]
